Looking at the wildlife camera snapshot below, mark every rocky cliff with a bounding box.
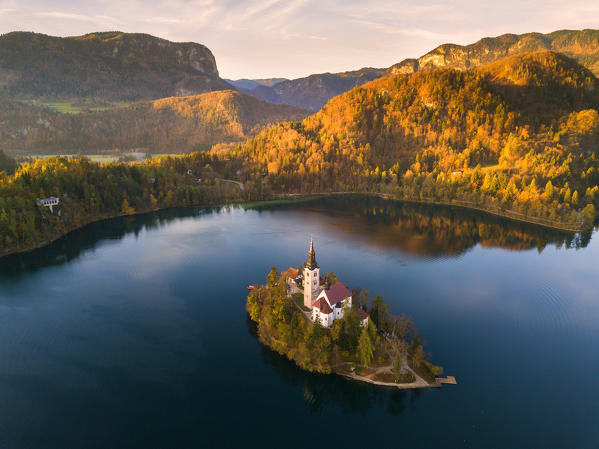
[0,31,232,100]
[389,29,599,76]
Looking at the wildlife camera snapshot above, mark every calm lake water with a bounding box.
[0,196,598,448]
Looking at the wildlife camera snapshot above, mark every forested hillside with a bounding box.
[229,51,599,229]
[242,29,599,112]
[0,91,309,153]
[3,51,599,258]
[0,153,254,256]
[0,31,231,100]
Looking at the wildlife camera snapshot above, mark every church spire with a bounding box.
[307,236,318,269]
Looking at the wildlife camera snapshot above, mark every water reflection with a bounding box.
[248,316,419,416]
[250,195,591,256]
[0,195,592,278]
[1,195,597,448]
[0,207,222,278]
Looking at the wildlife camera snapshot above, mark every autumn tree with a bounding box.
[267,266,279,287]
[121,198,134,215]
[358,327,374,367]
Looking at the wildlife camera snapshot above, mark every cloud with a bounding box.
[143,17,188,24]
[37,11,96,21]
[0,0,596,79]
[242,0,283,19]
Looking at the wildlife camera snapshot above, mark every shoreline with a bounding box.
[338,372,441,389]
[0,194,324,259]
[273,191,586,233]
[257,332,450,391]
[1,190,585,259]
[272,300,455,391]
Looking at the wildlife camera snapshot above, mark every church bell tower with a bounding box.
[303,237,320,308]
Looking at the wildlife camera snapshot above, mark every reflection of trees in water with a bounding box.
[247,315,419,417]
[3,195,592,277]
[0,206,223,278]
[253,195,591,256]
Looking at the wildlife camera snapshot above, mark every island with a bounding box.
[246,238,455,388]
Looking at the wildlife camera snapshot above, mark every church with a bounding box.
[302,238,368,328]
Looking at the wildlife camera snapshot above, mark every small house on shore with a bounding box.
[36,196,60,213]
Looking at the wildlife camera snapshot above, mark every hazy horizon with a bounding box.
[0,0,597,79]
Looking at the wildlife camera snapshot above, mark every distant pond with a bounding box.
[0,195,597,448]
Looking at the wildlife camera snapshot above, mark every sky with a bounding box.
[0,0,597,80]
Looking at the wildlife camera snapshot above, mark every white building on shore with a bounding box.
[36,196,60,213]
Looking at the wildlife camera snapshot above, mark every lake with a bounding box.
[0,195,597,448]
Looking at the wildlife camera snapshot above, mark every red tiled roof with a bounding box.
[324,282,352,306]
[357,308,369,320]
[282,267,300,278]
[313,297,333,314]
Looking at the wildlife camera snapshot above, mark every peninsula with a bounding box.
[246,238,454,388]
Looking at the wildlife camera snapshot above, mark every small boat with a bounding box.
[247,285,256,290]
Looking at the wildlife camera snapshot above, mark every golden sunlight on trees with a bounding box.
[226,51,599,229]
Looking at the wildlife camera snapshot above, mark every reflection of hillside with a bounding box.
[0,207,221,278]
[1,195,592,277]
[247,316,416,416]
[253,195,591,257]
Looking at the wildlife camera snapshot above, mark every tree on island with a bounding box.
[352,288,370,310]
[330,307,362,352]
[370,295,389,329]
[358,327,374,367]
[246,267,442,379]
[267,266,279,287]
[306,321,332,368]
[324,272,338,288]
[392,355,402,377]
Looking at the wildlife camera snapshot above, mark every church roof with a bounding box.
[313,297,333,314]
[281,267,300,279]
[357,308,369,320]
[323,282,352,306]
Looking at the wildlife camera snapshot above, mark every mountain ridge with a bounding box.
[0,31,233,100]
[227,51,599,229]
[0,90,309,153]
[389,29,599,77]
[241,29,599,111]
[225,78,288,90]
[246,67,386,111]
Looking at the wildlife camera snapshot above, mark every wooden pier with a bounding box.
[435,376,457,385]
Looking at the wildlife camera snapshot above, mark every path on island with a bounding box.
[339,344,431,389]
[288,284,447,389]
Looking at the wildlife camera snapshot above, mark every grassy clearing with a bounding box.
[38,101,133,114]
[15,154,123,163]
[12,152,179,164]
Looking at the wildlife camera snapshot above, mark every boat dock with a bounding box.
[436,376,457,385]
